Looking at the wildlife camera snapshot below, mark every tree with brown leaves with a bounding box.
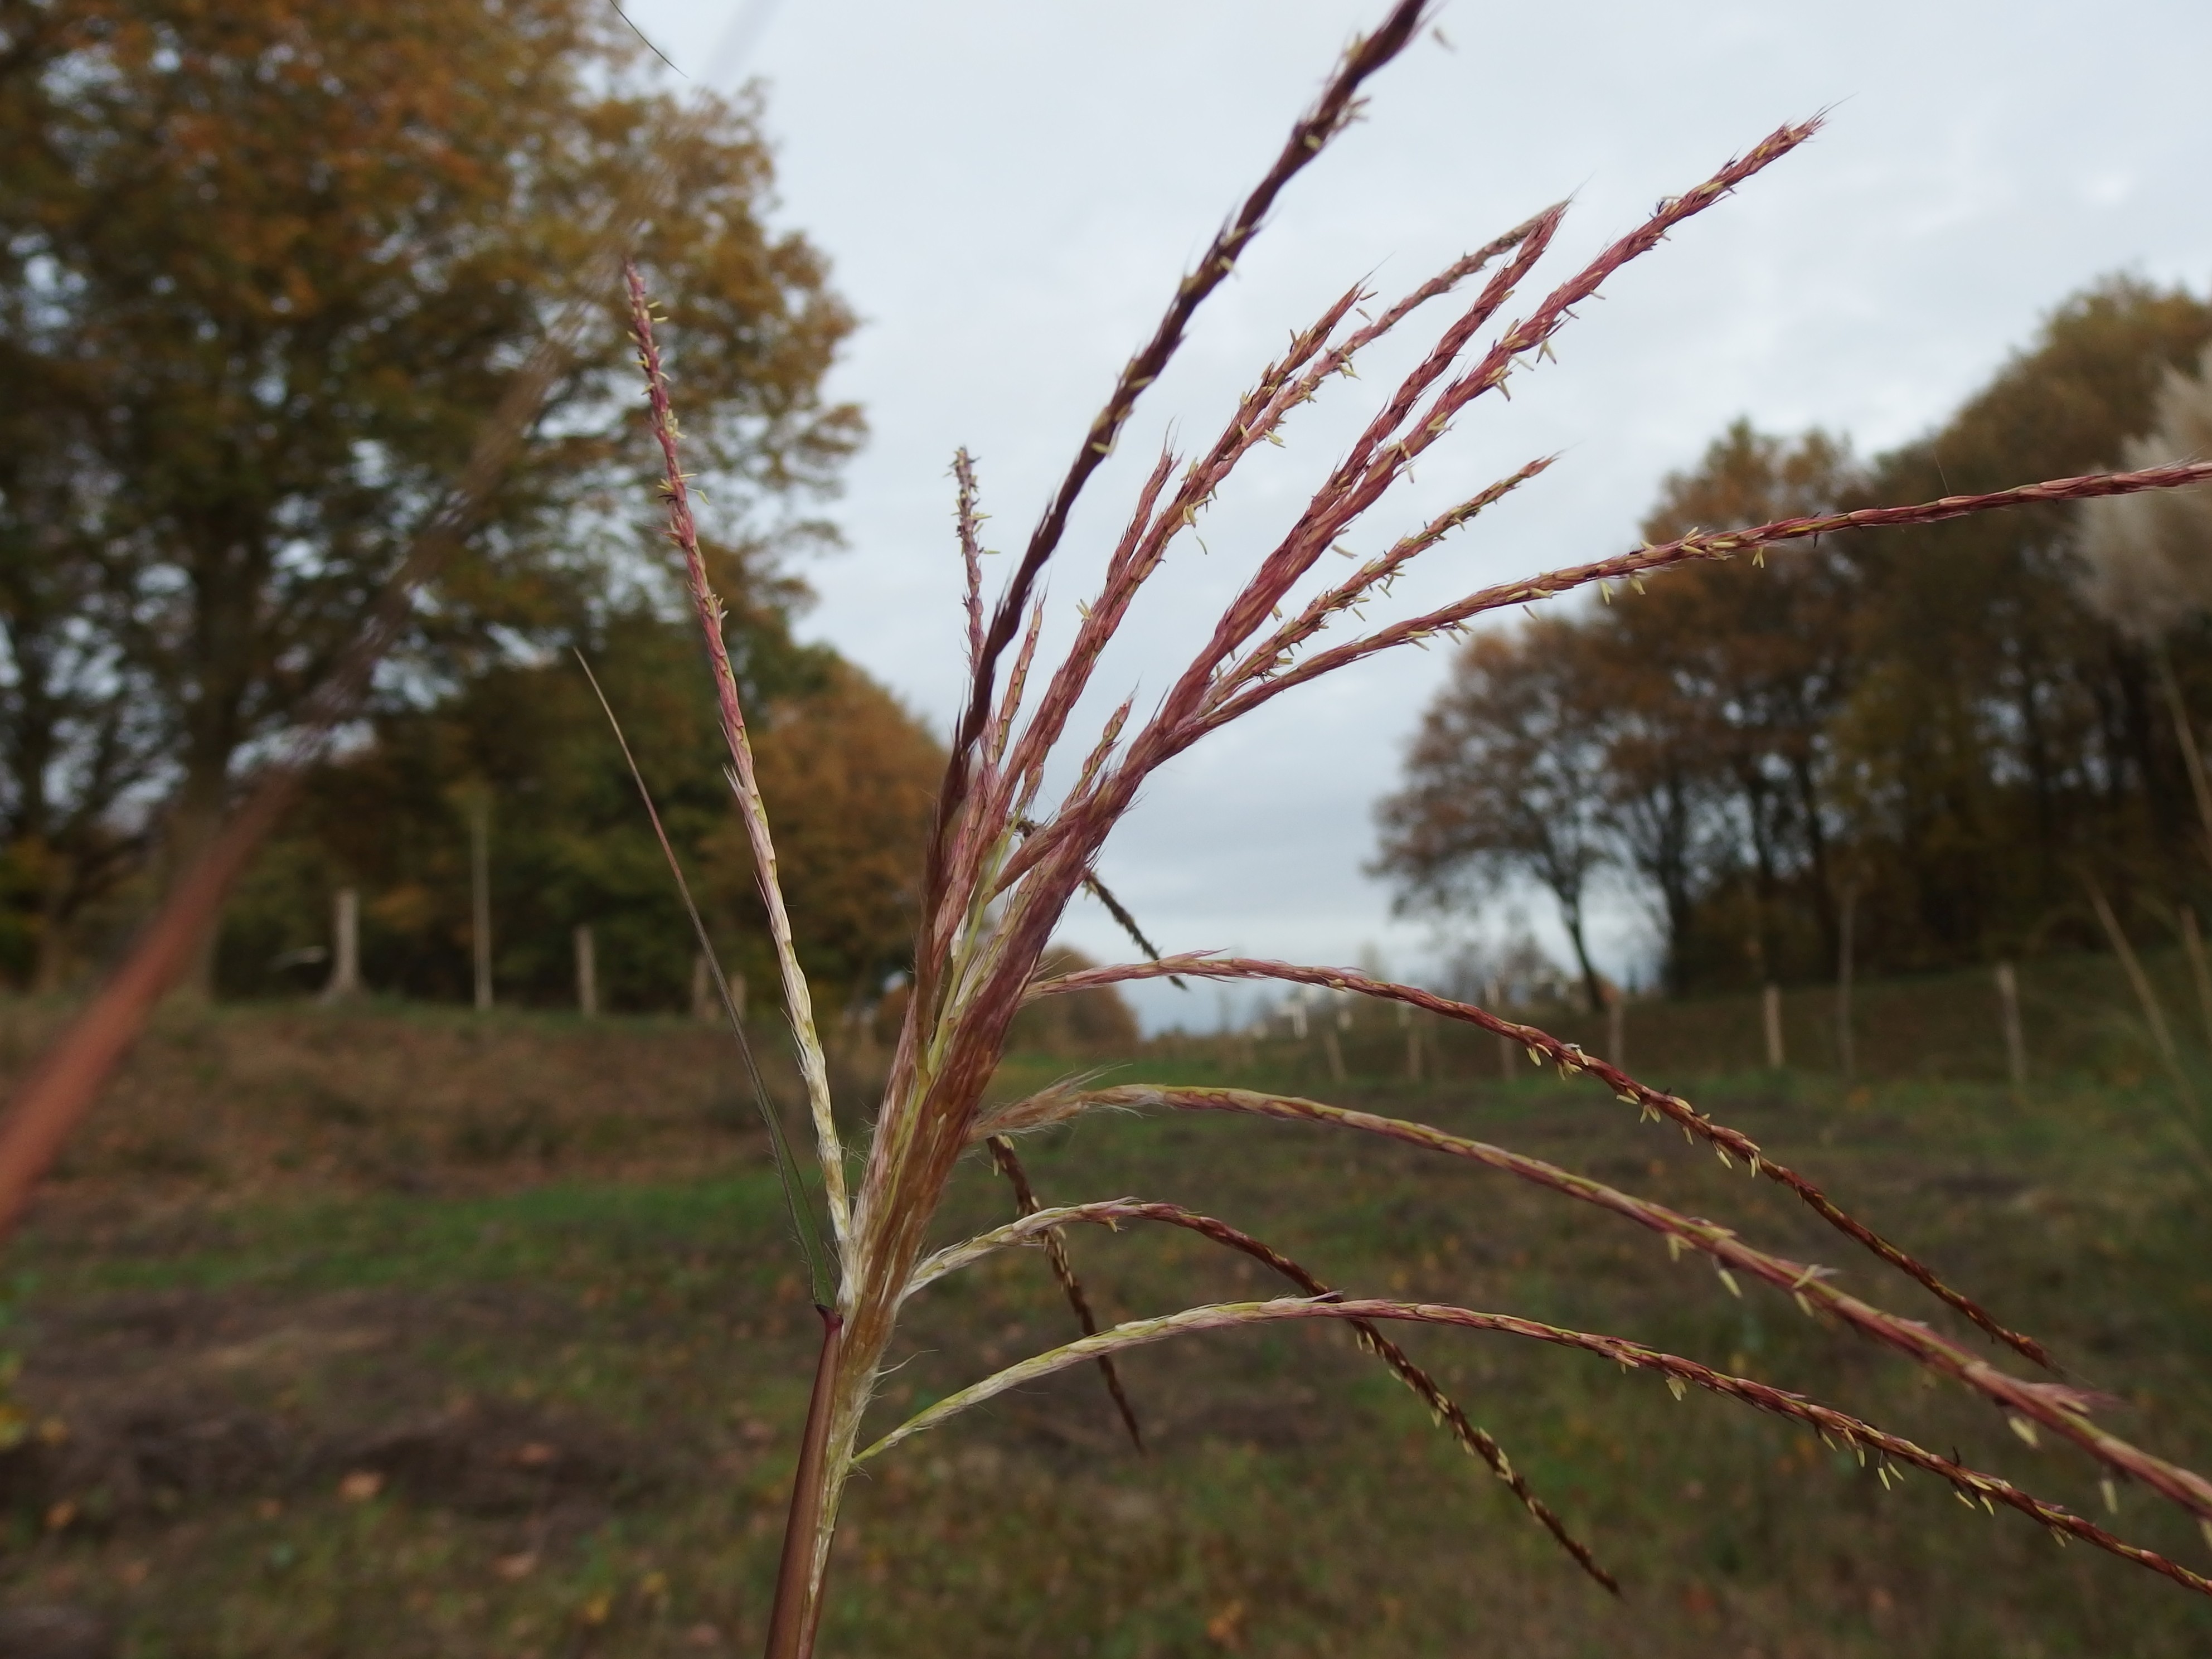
[0,0,860,987]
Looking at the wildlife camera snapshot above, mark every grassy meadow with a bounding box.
[0,984,2206,1657]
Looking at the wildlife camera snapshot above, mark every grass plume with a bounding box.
[621,3,2212,1644]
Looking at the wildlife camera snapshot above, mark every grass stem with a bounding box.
[765,1304,845,1659]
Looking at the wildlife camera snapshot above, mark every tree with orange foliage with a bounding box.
[0,0,859,986]
[225,612,948,1017]
[744,660,948,1010]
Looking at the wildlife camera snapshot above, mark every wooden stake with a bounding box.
[1995,961,2026,1094]
[1762,983,1785,1070]
[320,887,361,1005]
[2084,877,2194,1112]
[1834,883,1857,1081]
[468,787,493,1012]
[574,924,598,1018]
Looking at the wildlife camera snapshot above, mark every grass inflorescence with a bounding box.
[617,3,2212,1650]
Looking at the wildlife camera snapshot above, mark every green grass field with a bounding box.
[0,1001,2209,1656]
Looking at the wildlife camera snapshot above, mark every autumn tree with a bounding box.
[223,606,948,1016]
[1594,421,1861,984]
[1839,276,2212,962]
[1380,277,2212,994]
[1375,619,1613,1011]
[0,0,859,984]
[1575,633,1714,994]
[0,368,168,986]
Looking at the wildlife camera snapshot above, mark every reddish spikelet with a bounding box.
[954,449,986,673]
[989,603,1046,770]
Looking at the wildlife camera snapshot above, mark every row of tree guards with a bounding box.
[1258,962,2055,1089]
[1485,969,2038,1087]
[305,865,2170,1091]
[312,884,743,1022]
[304,867,2182,1093]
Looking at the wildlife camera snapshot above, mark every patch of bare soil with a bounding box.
[0,1284,664,1534]
[0,1602,114,1659]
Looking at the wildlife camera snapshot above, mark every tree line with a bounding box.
[1379,276,2212,998]
[0,0,946,1012]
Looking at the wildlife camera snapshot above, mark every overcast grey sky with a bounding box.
[627,0,2212,1029]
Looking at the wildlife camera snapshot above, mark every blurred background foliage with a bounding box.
[218,604,945,1015]
[1381,276,2212,995]
[4,0,2212,1023]
[0,0,958,1016]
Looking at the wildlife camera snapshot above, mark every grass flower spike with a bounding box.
[624,6,2212,1650]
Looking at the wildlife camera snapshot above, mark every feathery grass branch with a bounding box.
[1192,460,2212,737]
[627,260,850,1257]
[989,1081,2212,1523]
[1033,953,2049,1366]
[908,1194,1617,1592]
[853,1296,2212,1601]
